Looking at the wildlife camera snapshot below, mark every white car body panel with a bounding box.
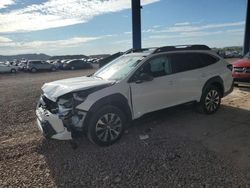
[36,48,234,141]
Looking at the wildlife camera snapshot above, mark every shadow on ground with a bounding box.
[37,104,250,187]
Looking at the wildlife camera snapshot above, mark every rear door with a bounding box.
[168,52,214,103]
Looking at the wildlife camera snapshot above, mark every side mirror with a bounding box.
[136,73,154,83]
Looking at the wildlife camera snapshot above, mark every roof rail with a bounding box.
[124,48,156,54]
[152,45,210,54]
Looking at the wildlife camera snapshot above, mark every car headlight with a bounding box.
[57,84,113,111]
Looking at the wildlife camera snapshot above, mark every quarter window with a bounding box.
[199,54,219,66]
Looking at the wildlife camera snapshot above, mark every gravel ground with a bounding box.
[0,69,250,187]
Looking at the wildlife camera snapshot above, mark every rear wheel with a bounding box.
[196,86,222,114]
[10,69,16,73]
[70,66,75,70]
[87,105,126,146]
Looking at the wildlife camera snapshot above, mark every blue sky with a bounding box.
[0,0,247,55]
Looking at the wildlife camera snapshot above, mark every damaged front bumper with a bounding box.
[36,107,72,140]
[35,95,87,140]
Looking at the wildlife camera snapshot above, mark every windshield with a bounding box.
[93,55,144,81]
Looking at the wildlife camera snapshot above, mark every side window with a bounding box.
[142,56,171,78]
[170,53,211,73]
[170,54,190,73]
[199,54,219,66]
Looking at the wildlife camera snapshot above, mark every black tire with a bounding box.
[87,105,126,146]
[31,68,37,73]
[196,85,222,114]
[10,69,16,73]
[70,66,75,70]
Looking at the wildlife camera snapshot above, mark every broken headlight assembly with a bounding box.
[57,84,113,124]
[56,89,92,118]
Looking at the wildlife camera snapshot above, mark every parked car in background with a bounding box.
[27,60,57,73]
[52,60,64,69]
[232,52,250,83]
[0,63,18,73]
[62,59,92,70]
[36,45,233,146]
[18,60,28,71]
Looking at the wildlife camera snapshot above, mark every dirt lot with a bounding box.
[0,69,250,187]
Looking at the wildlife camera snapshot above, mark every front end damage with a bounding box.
[36,94,87,140]
[35,76,114,140]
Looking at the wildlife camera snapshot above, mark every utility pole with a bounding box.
[243,0,250,55]
[131,0,142,50]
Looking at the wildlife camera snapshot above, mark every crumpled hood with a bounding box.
[42,76,113,101]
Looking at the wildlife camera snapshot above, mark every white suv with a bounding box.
[36,45,233,146]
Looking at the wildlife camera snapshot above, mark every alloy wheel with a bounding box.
[205,90,220,112]
[95,113,122,142]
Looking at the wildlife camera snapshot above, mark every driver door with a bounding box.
[129,55,176,118]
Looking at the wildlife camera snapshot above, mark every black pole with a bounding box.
[132,0,142,50]
[243,0,250,55]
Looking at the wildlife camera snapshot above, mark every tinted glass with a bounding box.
[170,53,218,73]
[170,54,192,73]
[199,53,219,66]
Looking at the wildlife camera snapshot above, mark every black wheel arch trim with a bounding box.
[84,93,132,130]
[202,76,224,96]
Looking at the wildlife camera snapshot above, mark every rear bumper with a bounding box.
[36,107,72,140]
[224,82,234,97]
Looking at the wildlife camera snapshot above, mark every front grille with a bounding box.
[234,67,250,73]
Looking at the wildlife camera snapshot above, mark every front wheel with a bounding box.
[196,86,222,114]
[31,68,37,73]
[87,106,126,146]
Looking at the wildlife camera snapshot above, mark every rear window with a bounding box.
[170,53,219,74]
